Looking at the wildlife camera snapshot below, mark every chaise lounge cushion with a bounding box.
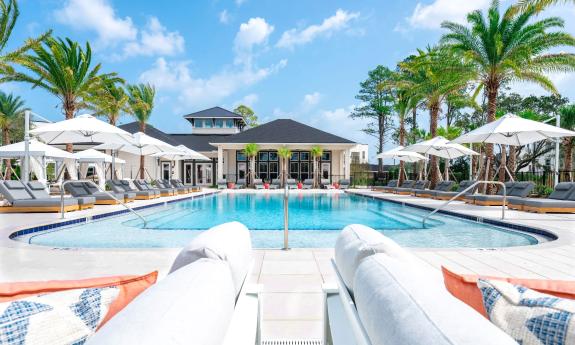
[0,180,34,202]
[522,199,575,208]
[12,198,77,207]
[169,221,252,296]
[334,224,417,294]
[88,259,235,345]
[0,271,158,328]
[353,254,517,345]
[27,181,95,206]
[441,266,575,318]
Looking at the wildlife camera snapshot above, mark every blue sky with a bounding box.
[4,0,575,162]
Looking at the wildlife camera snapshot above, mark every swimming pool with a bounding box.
[19,193,540,249]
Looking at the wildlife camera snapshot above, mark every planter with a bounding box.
[227,182,236,189]
[297,182,303,189]
[264,183,269,189]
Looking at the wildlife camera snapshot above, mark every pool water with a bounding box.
[22,193,539,249]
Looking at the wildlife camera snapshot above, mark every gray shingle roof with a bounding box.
[210,119,356,144]
[169,134,225,152]
[183,106,243,119]
[118,122,181,146]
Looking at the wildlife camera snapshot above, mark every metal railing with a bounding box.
[422,181,507,228]
[61,180,147,227]
[283,184,289,250]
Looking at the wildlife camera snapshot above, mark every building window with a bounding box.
[236,151,246,161]
[269,162,279,181]
[259,152,269,161]
[258,162,268,180]
[162,162,171,180]
[204,119,213,128]
[269,152,278,161]
[226,119,234,128]
[215,119,224,128]
[291,152,299,161]
[321,152,331,161]
[195,119,203,128]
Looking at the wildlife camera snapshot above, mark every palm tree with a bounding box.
[86,78,131,125]
[310,145,323,187]
[512,0,574,14]
[400,47,472,188]
[127,83,156,179]
[560,105,575,181]
[13,37,120,152]
[437,126,463,180]
[0,0,50,82]
[441,1,575,192]
[277,146,292,188]
[243,143,259,187]
[0,91,26,179]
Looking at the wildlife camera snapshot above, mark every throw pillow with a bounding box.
[478,279,575,345]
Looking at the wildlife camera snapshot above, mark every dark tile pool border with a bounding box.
[347,191,558,241]
[9,191,219,241]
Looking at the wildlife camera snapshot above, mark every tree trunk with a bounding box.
[444,159,449,181]
[412,107,417,132]
[140,122,146,180]
[507,146,516,180]
[485,82,499,193]
[378,111,385,173]
[398,115,406,185]
[563,138,573,182]
[498,145,507,182]
[429,101,440,188]
[3,128,11,179]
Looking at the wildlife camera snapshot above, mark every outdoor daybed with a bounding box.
[108,180,158,200]
[508,182,575,213]
[324,224,520,344]
[27,181,95,210]
[0,180,80,213]
[413,180,454,198]
[170,179,192,193]
[387,179,415,194]
[464,181,535,206]
[65,181,126,205]
[433,180,477,201]
[134,180,174,197]
[372,179,397,193]
[394,180,429,195]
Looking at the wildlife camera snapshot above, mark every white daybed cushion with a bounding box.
[169,221,252,295]
[88,258,235,345]
[353,254,518,345]
[334,224,417,293]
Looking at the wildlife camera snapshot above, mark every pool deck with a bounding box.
[0,188,575,341]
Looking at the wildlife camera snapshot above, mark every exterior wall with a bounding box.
[350,144,369,164]
[116,151,181,180]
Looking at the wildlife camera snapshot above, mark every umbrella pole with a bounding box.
[111,150,116,180]
[554,113,561,187]
[23,110,31,183]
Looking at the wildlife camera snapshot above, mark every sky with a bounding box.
[3,0,575,163]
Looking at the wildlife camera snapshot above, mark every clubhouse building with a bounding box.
[119,107,366,186]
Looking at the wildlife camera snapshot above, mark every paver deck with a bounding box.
[1,188,574,341]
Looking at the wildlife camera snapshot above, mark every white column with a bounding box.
[217,146,224,181]
[344,149,351,179]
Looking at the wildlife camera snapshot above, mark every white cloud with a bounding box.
[140,58,287,109]
[398,0,490,31]
[235,93,259,107]
[219,10,230,24]
[235,0,246,6]
[301,92,321,109]
[54,0,137,46]
[276,9,360,49]
[122,17,184,58]
[234,17,274,65]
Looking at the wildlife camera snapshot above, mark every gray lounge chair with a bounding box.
[433,180,477,200]
[287,179,298,189]
[0,180,79,213]
[321,179,334,189]
[413,180,454,198]
[169,179,191,194]
[108,180,158,200]
[154,180,180,195]
[64,181,125,205]
[217,179,228,189]
[269,179,280,190]
[465,181,535,206]
[236,178,247,189]
[395,180,429,195]
[387,180,415,194]
[27,181,95,210]
[302,179,314,189]
[375,179,398,193]
[253,179,265,190]
[85,181,135,203]
[338,179,350,190]
[508,182,575,213]
[134,180,173,197]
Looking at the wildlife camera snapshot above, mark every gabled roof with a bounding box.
[169,134,226,152]
[118,122,181,146]
[183,106,243,119]
[210,119,356,144]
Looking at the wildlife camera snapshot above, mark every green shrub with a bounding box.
[535,184,553,197]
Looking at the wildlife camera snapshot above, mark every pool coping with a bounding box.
[8,191,220,244]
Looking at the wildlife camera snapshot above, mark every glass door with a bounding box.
[184,163,193,185]
[196,163,213,185]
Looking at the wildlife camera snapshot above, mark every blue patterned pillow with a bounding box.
[0,286,118,345]
[478,279,575,345]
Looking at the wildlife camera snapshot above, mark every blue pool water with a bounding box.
[22,193,539,248]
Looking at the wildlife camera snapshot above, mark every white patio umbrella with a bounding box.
[376,146,428,162]
[403,136,478,159]
[73,149,126,186]
[452,113,575,146]
[152,145,209,161]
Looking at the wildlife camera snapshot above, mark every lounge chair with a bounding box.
[134,180,173,197]
[168,179,191,194]
[88,222,261,345]
[269,179,280,189]
[108,180,158,200]
[338,179,350,190]
[85,181,135,203]
[64,181,125,205]
[508,182,575,213]
[387,179,415,194]
[321,179,334,189]
[413,180,454,198]
[324,224,518,344]
[375,179,398,193]
[465,181,535,206]
[302,179,314,189]
[217,179,228,189]
[253,179,265,190]
[154,180,180,195]
[27,181,95,210]
[0,180,79,213]
[395,180,429,195]
[287,179,298,189]
[433,180,477,200]
[235,178,247,189]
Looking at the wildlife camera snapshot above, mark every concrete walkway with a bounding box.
[1,189,575,341]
